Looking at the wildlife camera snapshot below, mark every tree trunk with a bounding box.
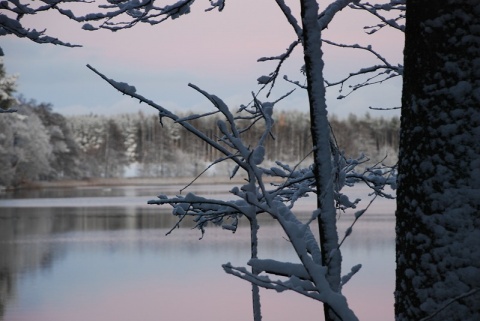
[249,216,262,321]
[396,1,480,320]
[300,1,342,320]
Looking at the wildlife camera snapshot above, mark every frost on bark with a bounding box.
[396,1,480,320]
[300,1,341,320]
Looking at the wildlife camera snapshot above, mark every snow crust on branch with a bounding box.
[91,65,393,321]
[1,0,228,48]
[0,10,81,47]
[89,51,396,321]
[80,2,403,320]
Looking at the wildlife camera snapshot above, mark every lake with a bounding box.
[0,183,396,321]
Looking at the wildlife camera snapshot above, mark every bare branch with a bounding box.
[369,106,401,111]
[86,64,246,171]
[205,0,226,12]
[322,39,398,70]
[329,69,400,99]
[223,263,322,299]
[256,40,300,97]
[0,11,81,47]
[274,0,302,38]
[419,288,480,321]
[321,38,402,98]
[349,1,406,34]
[248,258,311,280]
[318,0,358,30]
[283,75,307,89]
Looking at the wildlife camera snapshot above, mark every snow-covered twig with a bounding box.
[87,64,246,171]
[90,61,361,318]
[274,0,302,38]
[0,108,17,113]
[61,0,196,31]
[369,106,401,111]
[323,39,398,71]
[248,258,311,280]
[0,1,82,47]
[0,0,215,47]
[83,3,401,321]
[224,263,320,297]
[318,0,358,30]
[322,39,402,98]
[256,40,300,97]
[148,193,249,237]
[205,0,225,12]
[349,0,406,34]
[178,154,238,194]
[340,264,362,289]
[283,75,307,89]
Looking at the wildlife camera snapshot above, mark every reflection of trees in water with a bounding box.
[0,202,395,319]
[0,208,60,319]
[255,212,395,258]
[0,267,13,319]
[338,214,395,254]
[0,206,173,319]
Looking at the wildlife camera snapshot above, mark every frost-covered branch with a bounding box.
[267,150,396,216]
[0,0,85,47]
[324,39,397,71]
[89,56,382,320]
[256,0,404,105]
[0,0,218,48]
[283,75,307,89]
[257,40,300,97]
[223,263,319,296]
[318,0,358,30]
[58,0,197,31]
[89,57,398,321]
[256,0,356,98]
[223,198,359,321]
[76,2,403,321]
[322,39,402,98]
[248,258,311,280]
[349,0,406,34]
[87,64,246,171]
[205,0,226,12]
[313,1,405,103]
[274,0,302,38]
[148,193,249,238]
[340,264,362,289]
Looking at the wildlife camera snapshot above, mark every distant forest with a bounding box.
[0,99,399,188]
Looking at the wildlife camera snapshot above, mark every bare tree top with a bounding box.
[0,0,227,48]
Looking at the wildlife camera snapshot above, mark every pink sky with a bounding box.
[2,0,403,118]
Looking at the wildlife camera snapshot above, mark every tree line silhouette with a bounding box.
[0,100,399,187]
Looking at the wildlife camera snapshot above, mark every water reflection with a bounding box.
[0,185,395,321]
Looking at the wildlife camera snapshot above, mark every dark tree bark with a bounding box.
[396,1,480,320]
[300,1,342,320]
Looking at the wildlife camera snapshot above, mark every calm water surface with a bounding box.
[0,184,395,321]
